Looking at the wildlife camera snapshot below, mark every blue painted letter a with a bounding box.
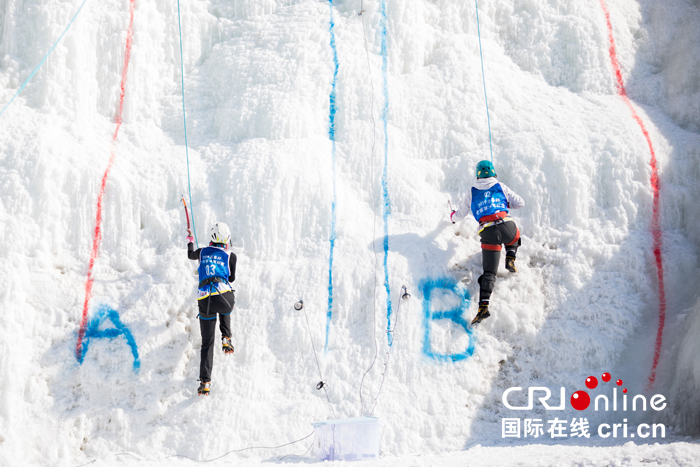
[77,305,140,372]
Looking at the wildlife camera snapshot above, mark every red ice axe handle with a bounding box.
[448,199,457,223]
[181,195,191,231]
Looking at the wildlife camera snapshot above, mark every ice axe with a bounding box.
[181,194,191,233]
[182,195,199,276]
[448,199,460,234]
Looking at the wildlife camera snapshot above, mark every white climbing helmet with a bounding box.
[209,222,231,245]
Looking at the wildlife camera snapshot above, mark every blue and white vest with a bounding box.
[197,246,233,300]
[471,183,509,222]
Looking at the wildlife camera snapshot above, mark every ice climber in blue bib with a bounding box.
[451,160,525,325]
[187,222,237,396]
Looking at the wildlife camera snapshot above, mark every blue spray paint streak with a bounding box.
[0,0,89,119]
[324,0,340,352]
[419,277,475,362]
[76,304,140,372]
[380,0,393,346]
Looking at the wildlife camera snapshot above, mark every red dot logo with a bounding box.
[585,376,598,389]
[571,390,590,411]
[616,379,623,386]
[602,372,611,382]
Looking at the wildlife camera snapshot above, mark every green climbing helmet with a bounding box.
[476,160,496,179]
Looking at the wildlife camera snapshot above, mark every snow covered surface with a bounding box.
[1,0,700,465]
[74,438,700,466]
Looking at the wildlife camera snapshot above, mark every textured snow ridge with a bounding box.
[0,0,699,465]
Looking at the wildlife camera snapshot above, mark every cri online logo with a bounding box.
[503,372,666,413]
[503,372,668,438]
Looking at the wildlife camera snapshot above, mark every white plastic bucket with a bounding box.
[311,416,380,462]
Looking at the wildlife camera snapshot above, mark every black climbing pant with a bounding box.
[478,220,521,303]
[199,291,234,383]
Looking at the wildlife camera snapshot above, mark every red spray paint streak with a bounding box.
[598,0,666,389]
[76,0,136,361]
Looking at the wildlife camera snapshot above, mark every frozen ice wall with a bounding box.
[626,0,700,436]
[0,0,699,464]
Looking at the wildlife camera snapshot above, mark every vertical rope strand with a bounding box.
[176,0,198,247]
[474,0,493,162]
[302,303,337,419]
[357,1,380,416]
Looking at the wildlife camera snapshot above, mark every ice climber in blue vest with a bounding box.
[187,222,237,396]
[451,160,524,325]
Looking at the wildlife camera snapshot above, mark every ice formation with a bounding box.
[0,0,699,464]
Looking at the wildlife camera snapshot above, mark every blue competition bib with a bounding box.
[197,246,232,301]
[198,246,230,284]
[471,183,509,221]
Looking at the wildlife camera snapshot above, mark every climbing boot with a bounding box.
[471,302,491,325]
[505,255,517,273]
[222,336,234,355]
[198,381,211,396]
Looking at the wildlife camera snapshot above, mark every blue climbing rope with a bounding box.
[0,0,89,119]
[176,0,198,247]
[474,0,494,162]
